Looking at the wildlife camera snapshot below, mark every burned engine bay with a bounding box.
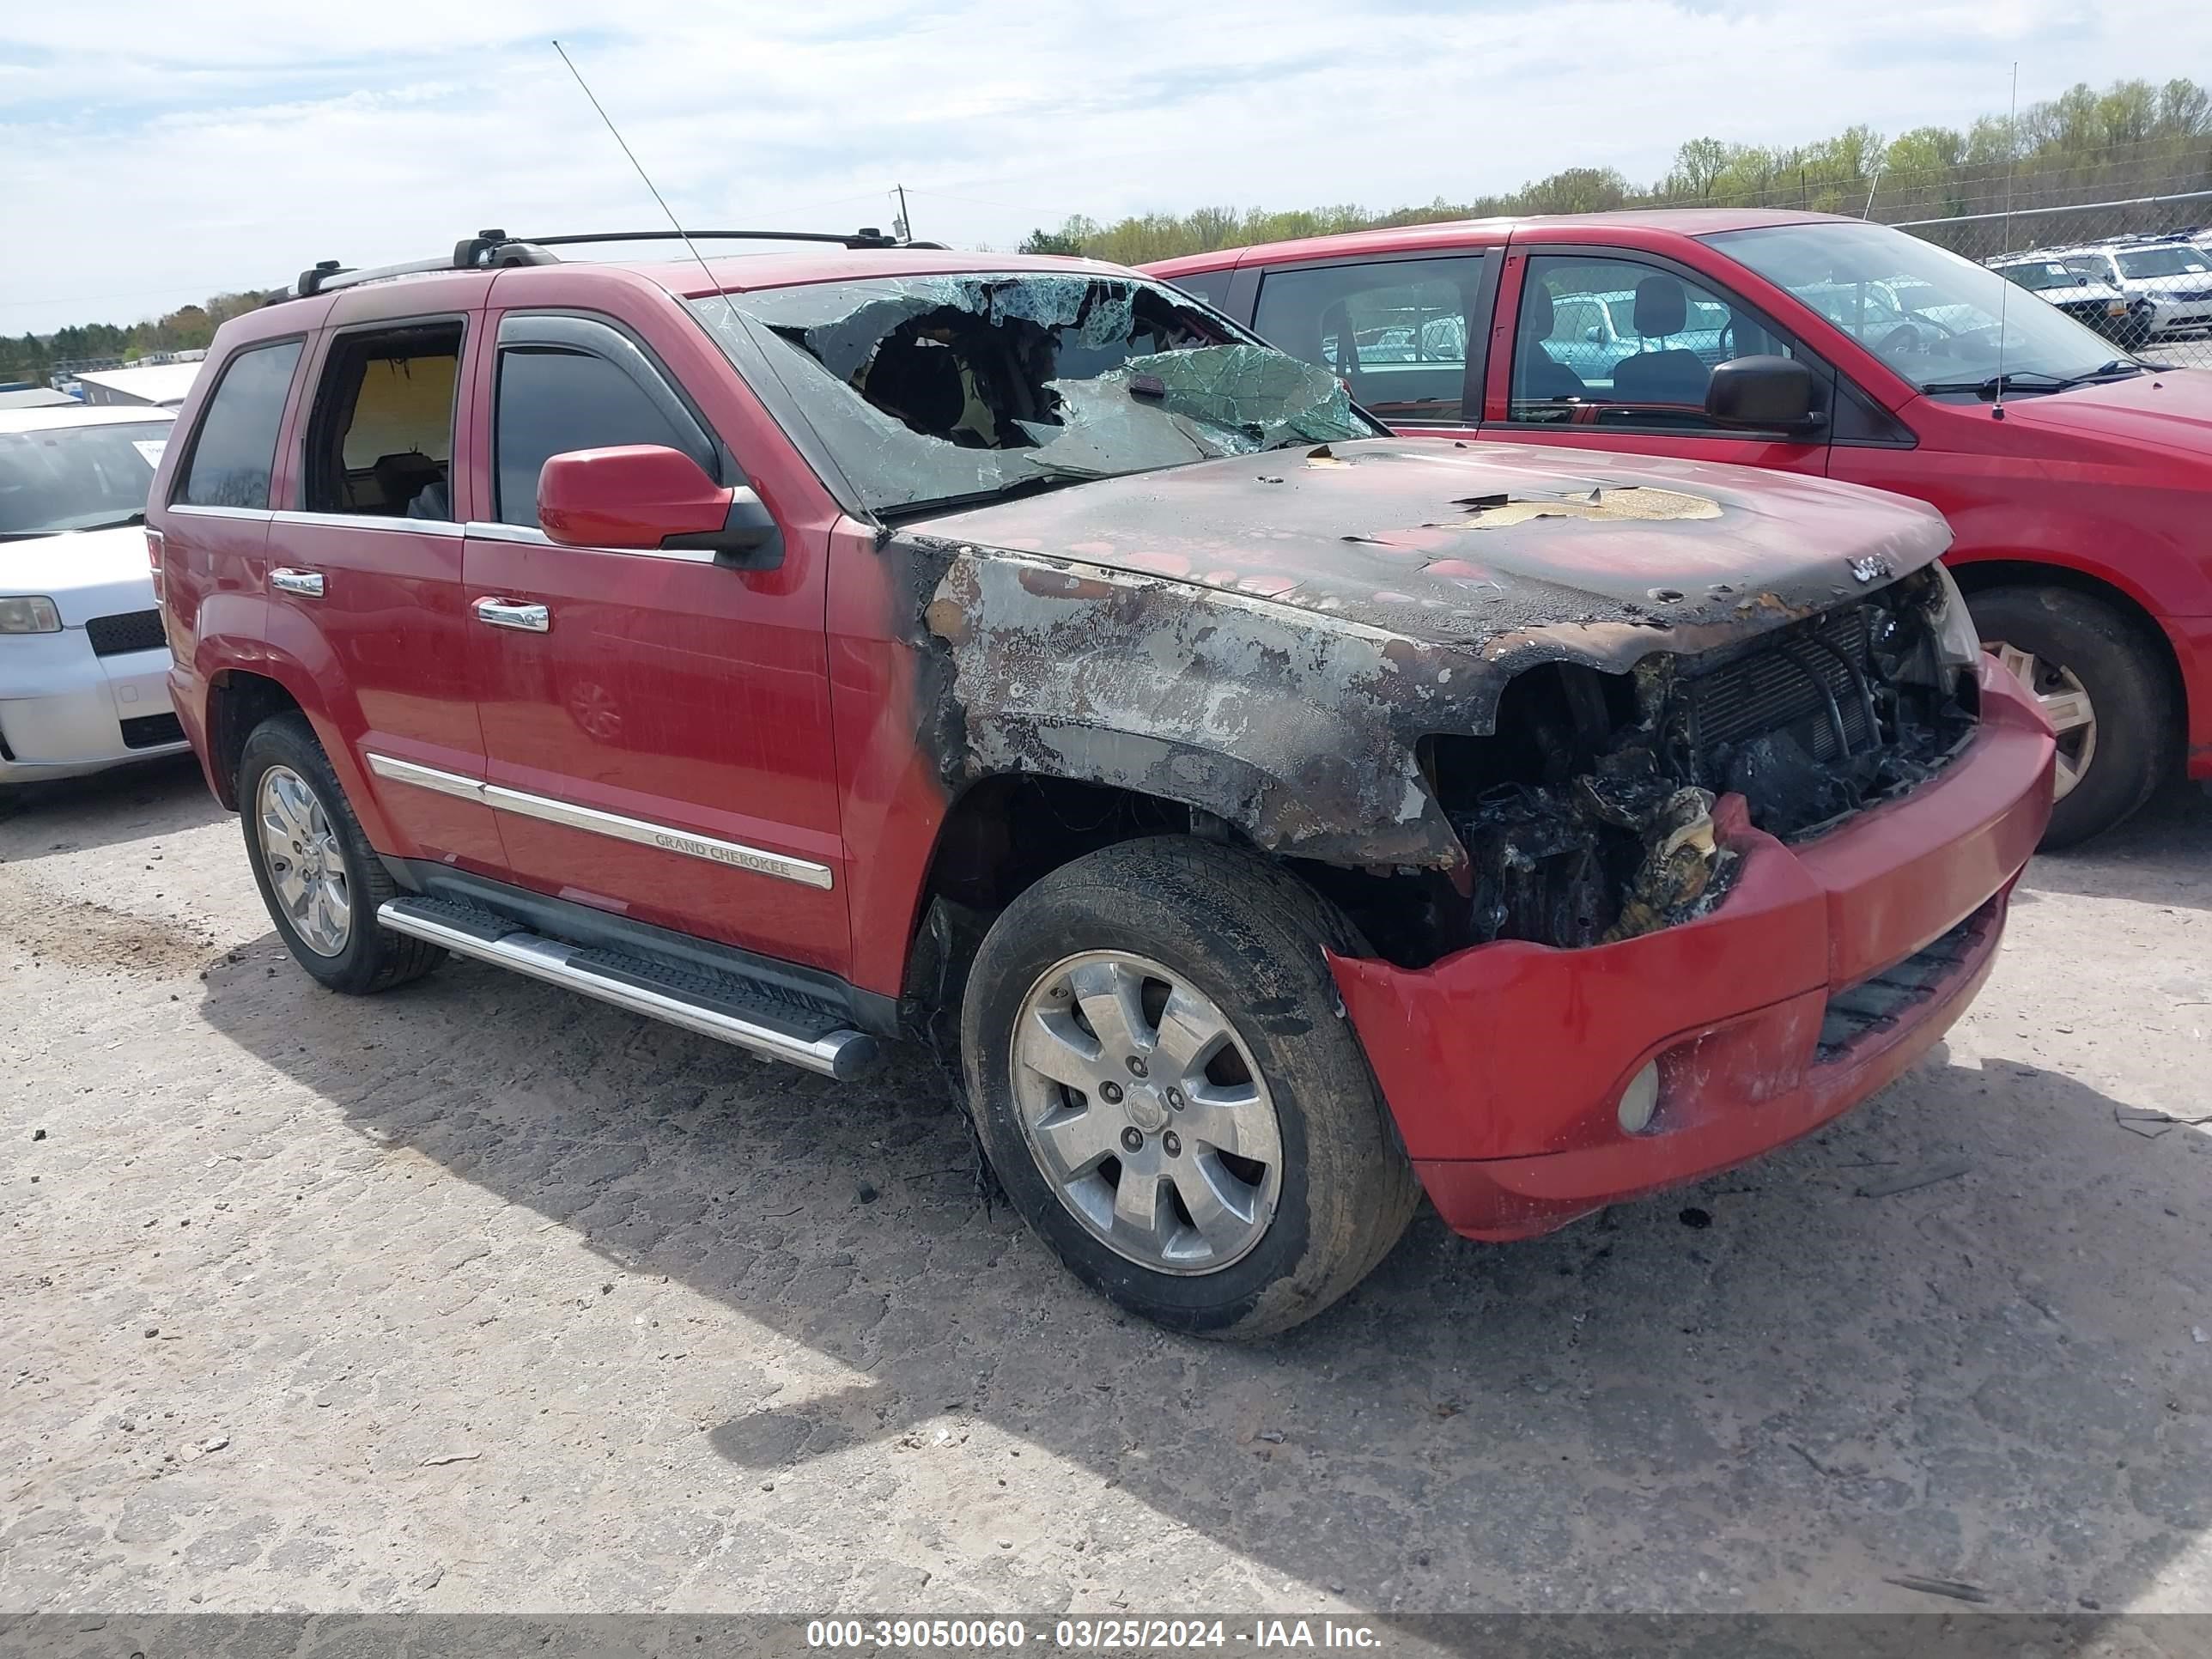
[1426,565,1979,953]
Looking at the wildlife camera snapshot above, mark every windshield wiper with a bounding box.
[75,511,148,532]
[875,471,1095,522]
[1924,361,2142,398]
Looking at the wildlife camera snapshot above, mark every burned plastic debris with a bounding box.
[1442,569,1974,951]
[1451,723,1737,951]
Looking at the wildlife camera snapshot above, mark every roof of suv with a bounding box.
[199,242,1164,355]
[1146,208,1847,275]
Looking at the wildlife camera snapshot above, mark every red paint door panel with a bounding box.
[463,528,846,969]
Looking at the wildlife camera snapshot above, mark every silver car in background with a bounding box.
[2039,239,2212,339]
[0,404,185,783]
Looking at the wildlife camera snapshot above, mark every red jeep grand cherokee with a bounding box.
[152,228,2052,1336]
[1149,210,2212,847]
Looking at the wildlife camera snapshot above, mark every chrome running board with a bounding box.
[376,896,878,1081]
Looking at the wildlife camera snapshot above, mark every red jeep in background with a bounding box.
[1149,210,2212,846]
[151,228,2051,1336]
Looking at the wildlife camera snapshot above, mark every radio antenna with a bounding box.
[550,40,740,326]
[1991,62,2018,421]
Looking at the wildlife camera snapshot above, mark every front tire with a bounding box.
[1972,585,2174,849]
[238,713,442,994]
[960,837,1419,1339]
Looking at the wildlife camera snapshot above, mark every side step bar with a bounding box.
[376,896,878,1081]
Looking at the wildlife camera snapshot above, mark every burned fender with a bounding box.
[914,538,1501,872]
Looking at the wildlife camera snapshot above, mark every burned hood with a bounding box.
[913,435,1952,671]
[900,436,1957,879]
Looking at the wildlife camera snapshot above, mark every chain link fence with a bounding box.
[1638,136,2212,368]
[1887,191,2212,366]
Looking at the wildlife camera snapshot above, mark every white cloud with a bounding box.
[3,0,2204,334]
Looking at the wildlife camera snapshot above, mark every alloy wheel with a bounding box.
[1987,641,2097,800]
[1009,951,1284,1275]
[257,764,352,957]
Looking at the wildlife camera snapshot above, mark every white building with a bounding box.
[72,362,204,408]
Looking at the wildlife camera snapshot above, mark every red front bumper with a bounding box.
[1329,659,2056,1240]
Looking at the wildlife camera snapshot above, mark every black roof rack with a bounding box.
[289,226,950,300]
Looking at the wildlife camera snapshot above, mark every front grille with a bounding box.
[1680,606,1875,763]
[120,712,185,750]
[85,610,167,657]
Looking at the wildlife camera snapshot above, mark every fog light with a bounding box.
[1617,1060,1661,1134]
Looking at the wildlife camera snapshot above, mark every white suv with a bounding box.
[0,404,187,783]
[2046,240,2212,340]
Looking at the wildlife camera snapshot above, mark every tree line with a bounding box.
[1019,76,2212,265]
[2,291,269,392]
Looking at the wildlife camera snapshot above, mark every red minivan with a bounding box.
[1149,210,2212,845]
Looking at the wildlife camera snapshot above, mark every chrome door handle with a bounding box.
[473,597,550,633]
[270,568,324,599]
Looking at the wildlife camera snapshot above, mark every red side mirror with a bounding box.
[538,445,733,550]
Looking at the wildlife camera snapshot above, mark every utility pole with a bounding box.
[893,184,913,244]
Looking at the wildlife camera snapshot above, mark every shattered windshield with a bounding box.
[687,273,1377,515]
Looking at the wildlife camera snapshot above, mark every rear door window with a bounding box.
[175,340,303,509]
[1253,254,1488,423]
[301,320,464,520]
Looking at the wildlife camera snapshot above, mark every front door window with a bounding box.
[1507,254,1808,434]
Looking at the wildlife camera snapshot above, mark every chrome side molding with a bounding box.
[362,751,834,890]
[365,751,483,803]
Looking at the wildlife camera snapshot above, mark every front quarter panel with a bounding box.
[913,538,1483,873]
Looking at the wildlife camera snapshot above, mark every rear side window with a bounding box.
[176,340,302,509]
[1254,254,1487,423]
[493,346,706,528]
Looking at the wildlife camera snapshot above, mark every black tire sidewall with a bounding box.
[238,716,385,990]
[961,842,1405,1336]
[1972,585,2170,848]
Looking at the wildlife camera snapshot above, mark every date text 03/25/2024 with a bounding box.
[804,1619,1383,1650]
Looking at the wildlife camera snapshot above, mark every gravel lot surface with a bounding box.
[3,758,2209,1617]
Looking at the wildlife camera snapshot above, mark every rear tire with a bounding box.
[1971,585,2174,849]
[960,836,1419,1339]
[238,713,442,994]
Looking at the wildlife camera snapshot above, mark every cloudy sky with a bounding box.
[5,1,2209,337]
